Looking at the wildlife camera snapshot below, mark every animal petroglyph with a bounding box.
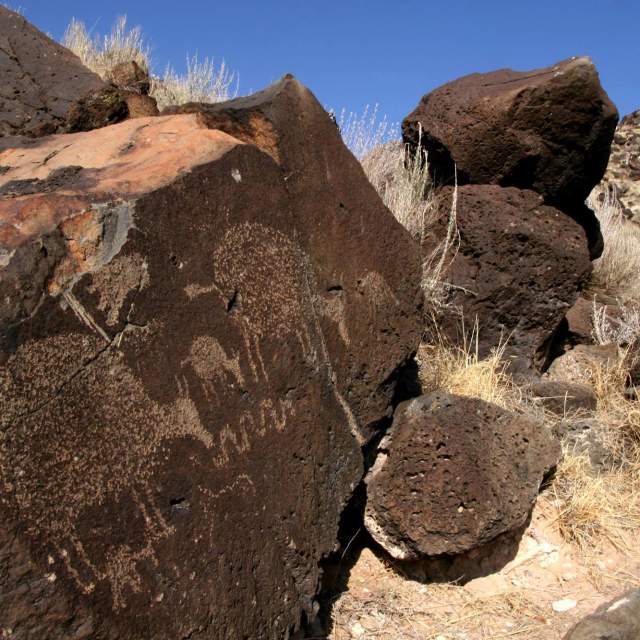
[0,336,212,608]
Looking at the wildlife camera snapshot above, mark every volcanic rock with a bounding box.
[364,392,560,560]
[600,110,640,224]
[0,83,421,637]
[403,57,618,215]
[0,6,107,137]
[564,589,640,640]
[423,184,591,368]
[528,379,597,415]
[106,60,151,95]
[547,344,619,384]
[165,75,423,441]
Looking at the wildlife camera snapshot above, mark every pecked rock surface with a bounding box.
[0,105,421,637]
[364,392,560,560]
[0,7,109,137]
[165,75,423,441]
[424,185,592,368]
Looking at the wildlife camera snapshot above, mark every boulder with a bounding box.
[564,589,640,640]
[547,344,620,384]
[106,60,151,95]
[0,85,421,638]
[553,418,610,471]
[364,392,560,559]
[529,379,597,416]
[423,185,591,368]
[0,7,107,137]
[403,57,618,221]
[164,75,423,441]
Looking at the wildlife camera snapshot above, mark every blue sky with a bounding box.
[22,1,640,127]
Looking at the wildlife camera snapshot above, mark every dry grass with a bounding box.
[63,16,150,77]
[150,55,238,110]
[417,328,520,411]
[335,105,398,160]
[63,16,237,109]
[588,186,640,305]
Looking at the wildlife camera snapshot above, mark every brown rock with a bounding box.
[0,91,421,638]
[564,589,640,640]
[424,185,591,369]
[106,60,151,95]
[364,392,560,559]
[64,86,130,133]
[529,379,597,415]
[403,57,618,212]
[121,91,159,118]
[403,57,618,257]
[547,343,620,384]
[165,75,423,441]
[0,7,106,137]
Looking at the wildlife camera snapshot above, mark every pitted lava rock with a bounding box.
[423,185,591,368]
[403,57,618,258]
[364,392,560,560]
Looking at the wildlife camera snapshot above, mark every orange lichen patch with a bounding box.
[0,114,243,250]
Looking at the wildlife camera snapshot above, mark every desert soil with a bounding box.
[329,496,640,639]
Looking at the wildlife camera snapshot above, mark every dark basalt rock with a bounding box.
[403,57,618,258]
[0,81,421,638]
[423,184,592,369]
[364,392,560,559]
[165,75,423,442]
[0,6,106,137]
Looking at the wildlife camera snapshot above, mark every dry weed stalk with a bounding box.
[335,105,399,160]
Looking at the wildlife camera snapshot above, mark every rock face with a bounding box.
[564,589,640,640]
[403,57,618,216]
[528,379,597,416]
[601,110,640,224]
[0,85,421,638]
[547,344,619,384]
[165,76,422,441]
[364,392,560,560]
[424,185,592,367]
[0,7,107,136]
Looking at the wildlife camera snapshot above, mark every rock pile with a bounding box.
[404,57,619,368]
[0,9,422,638]
[600,109,640,224]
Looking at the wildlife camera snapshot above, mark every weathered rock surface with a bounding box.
[364,392,560,560]
[0,83,421,639]
[106,61,151,95]
[0,7,107,137]
[424,185,592,368]
[564,589,640,640]
[529,379,597,416]
[600,110,640,224]
[547,344,619,384]
[403,57,618,216]
[165,75,422,441]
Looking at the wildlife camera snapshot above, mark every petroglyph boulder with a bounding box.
[0,104,421,636]
[165,75,423,442]
[364,392,560,559]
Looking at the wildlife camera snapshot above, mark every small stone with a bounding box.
[553,599,578,613]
